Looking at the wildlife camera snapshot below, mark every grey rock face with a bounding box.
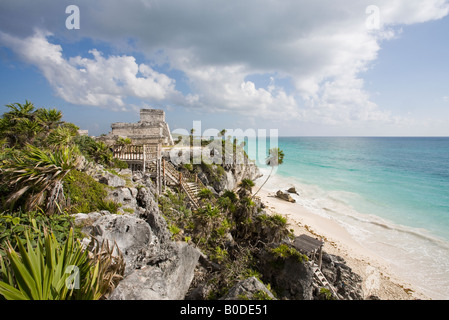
[108,242,201,300]
[257,248,314,300]
[89,214,160,275]
[221,277,275,300]
[98,172,126,188]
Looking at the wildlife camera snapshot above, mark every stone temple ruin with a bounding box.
[101,109,174,146]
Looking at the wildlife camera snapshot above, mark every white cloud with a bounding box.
[1,0,448,126]
[0,29,180,108]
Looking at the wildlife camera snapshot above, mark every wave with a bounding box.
[255,169,449,299]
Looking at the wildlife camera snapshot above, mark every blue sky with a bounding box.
[1,0,449,137]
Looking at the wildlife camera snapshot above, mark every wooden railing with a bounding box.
[162,159,204,209]
[111,144,205,209]
[112,144,160,161]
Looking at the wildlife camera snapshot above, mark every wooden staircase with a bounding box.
[112,143,206,210]
[148,158,205,210]
[309,261,341,300]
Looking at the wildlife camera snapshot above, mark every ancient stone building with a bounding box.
[102,109,174,146]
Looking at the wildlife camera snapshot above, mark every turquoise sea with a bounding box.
[248,137,449,299]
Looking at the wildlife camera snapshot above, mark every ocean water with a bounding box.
[247,137,449,299]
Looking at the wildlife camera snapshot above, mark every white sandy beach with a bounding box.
[255,187,431,300]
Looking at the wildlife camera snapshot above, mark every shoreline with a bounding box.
[254,186,431,300]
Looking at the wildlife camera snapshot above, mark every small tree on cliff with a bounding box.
[253,147,285,198]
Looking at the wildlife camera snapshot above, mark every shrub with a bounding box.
[0,228,124,300]
[63,170,108,214]
[198,188,214,200]
[270,244,308,263]
[97,199,121,214]
[0,210,79,258]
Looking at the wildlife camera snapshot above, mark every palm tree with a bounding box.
[1,101,37,147]
[253,147,285,198]
[3,101,35,122]
[190,128,195,147]
[36,108,63,131]
[218,129,226,138]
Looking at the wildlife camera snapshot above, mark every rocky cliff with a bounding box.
[73,156,365,300]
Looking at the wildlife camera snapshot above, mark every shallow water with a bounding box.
[248,137,449,299]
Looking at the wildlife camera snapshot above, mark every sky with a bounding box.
[1,0,449,137]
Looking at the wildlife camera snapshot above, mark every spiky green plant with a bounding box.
[3,144,81,214]
[198,188,214,200]
[0,228,89,300]
[45,126,77,149]
[0,228,124,300]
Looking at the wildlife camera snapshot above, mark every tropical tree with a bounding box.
[1,101,38,148]
[253,147,285,198]
[35,108,63,132]
[116,137,132,146]
[218,129,226,138]
[190,128,195,147]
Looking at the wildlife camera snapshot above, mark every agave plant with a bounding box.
[45,126,78,150]
[0,228,89,300]
[0,228,125,300]
[3,144,81,214]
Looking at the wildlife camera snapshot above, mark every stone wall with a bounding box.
[102,109,174,146]
[140,109,165,123]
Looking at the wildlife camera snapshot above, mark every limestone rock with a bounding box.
[221,277,275,300]
[276,190,296,203]
[71,211,107,228]
[319,253,364,300]
[287,187,299,195]
[98,172,126,188]
[108,241,201,300]
[107,187,137,209]
[257,248,314,300]
[89,214,160,275]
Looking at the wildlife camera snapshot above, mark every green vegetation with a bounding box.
[198,188,214,200]
[0,210,79,258]
[159,175,294,299]
[0,100,298,301]
[62,170,108,214]
[0,101,126,300]
[0,228,124,300]
[270,244,308,263]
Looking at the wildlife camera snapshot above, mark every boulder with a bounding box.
[89,214,160,275]
[71,211,107,228]
[136,187,171,244]
[319,253,364,300]
[107,187,137,209]
[287,187,299,195]
[221,277,275,300]
[108,241,201,300]
[98,172,126,188]
[257,248,314,300]
[276,190,296,203]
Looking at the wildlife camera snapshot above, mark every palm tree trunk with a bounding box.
[252,166,274,198]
